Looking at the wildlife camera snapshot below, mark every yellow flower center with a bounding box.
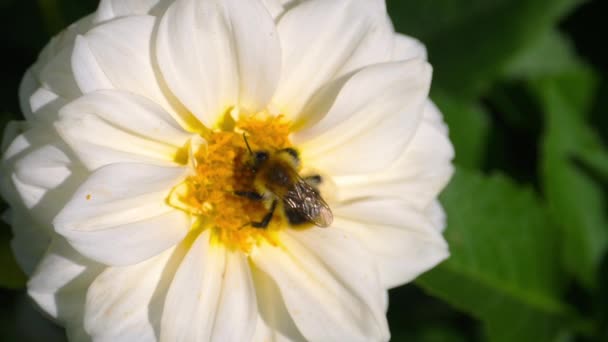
[168,114,293,252]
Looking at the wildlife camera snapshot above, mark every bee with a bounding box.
[235,134,333,229]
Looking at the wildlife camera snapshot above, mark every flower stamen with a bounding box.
[168,115,292,252]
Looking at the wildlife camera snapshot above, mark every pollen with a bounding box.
[167,115,292,253]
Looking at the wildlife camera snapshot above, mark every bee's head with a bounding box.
[252,151,269,170]
[243,133,269,171]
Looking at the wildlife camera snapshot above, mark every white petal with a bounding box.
[161,231,256,342]
[54,163,190,266]
[294,59,432,175]
[426,199,447,232]
[334,13,394,78]
[56,90,191,170]
[422,100,449,135]
[253,316,305,342]
[160,231,222,341]
[392,33,428,61]
[334,108,454,209]
[251,263,306,342]
[72,16,184,122]
[94,0,169,22]
[28,238,103,323]
[333,198,449,288]
[272,0,393,117]
[156,0,281,126]
[260,0,285,19]
[252,232,389,342]
[71,35,113,92]
[210,250,258,342]
[84,244,186,342]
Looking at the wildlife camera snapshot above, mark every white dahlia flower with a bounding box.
[0,0,454,341]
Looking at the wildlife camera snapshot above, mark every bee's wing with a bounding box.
[282,176,333,227]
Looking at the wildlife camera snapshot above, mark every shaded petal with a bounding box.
[72,16,186,124]
[156,0,281,126]
[56,90,191,170]
[160,231,257,342]
[28,238,103,324]
[14,144,73,191]
[1,123,60,208]
[0,121,25,155]
[272,0,393,117]
[54,163,189,266]
[2,125,86,226]
[19,70,38,120]
[35,15,95,78]
[294,59,431,175]
[252,231,389,342]
[23,16,95,123]
[84,244,186,341]
[5,209,51,275]
[10,143,86,252]
[33,16,94,100]
[333,198,449,288]
[334,102,454,209]
[36,44,82,105]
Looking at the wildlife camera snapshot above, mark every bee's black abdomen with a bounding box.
[284,204,310,226]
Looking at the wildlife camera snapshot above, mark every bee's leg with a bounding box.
[234,191,263,201]
[251,199,278,229]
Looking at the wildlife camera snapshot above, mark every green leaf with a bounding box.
[530,65,608,289]
[387,0,584,98]
[391,325,471,342]
[417,168,575,342]
[576,147,608,184]
[505,30,579,80]
[431,92,490,169]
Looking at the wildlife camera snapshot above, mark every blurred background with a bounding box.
[0,0,607,341]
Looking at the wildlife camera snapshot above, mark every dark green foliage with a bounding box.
[0,0,607,341]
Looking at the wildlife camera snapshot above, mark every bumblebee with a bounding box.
[235,134,333,229]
